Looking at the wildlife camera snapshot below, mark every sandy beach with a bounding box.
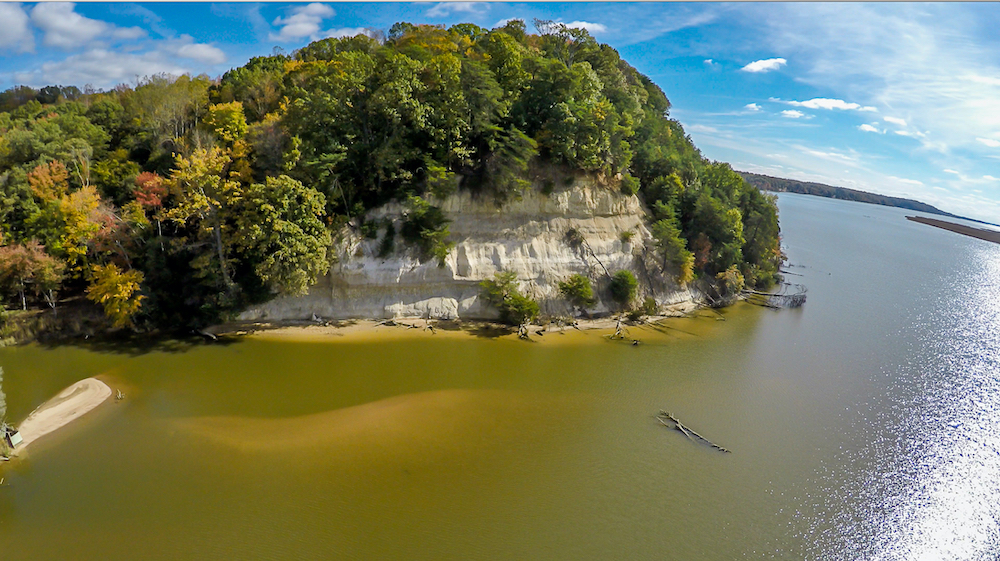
[211,300,705,344]
[13,377,113,452]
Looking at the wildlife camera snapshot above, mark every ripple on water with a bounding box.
[805,244,1000,560]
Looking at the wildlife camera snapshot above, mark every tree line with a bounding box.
[0,20,782,332]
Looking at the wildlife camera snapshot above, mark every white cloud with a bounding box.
[943,169,960,174]
[704,59,714,65]
[13,48,190,90]
[0,3,34,53]
[977,137,1000,148]
[745,3,1000,154]
[888,176,924,186]
[983,175,1000,181]
[688,124,719,134]
[564,21,608,33]
[781,110,806,118]
[320,27,371,40]
[894,130,927,138]
[745,103,761,111]
[493,18,523,29]
[269,3,335,42]
[859,124,881,133]
[788,98,877,112]
[31,2,145,49]
[427,2,487,18]
[171,36,226,65]
[801,147,857,163]
[884,116,907,126]
[741,57,787,73]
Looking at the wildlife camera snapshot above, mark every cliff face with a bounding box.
[240,175,698,322]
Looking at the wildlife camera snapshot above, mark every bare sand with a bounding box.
[212,301,703,344]
[907,215,1000,245]
[14,378,113,452]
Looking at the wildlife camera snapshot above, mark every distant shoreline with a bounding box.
[906,216,1000,245]
[739,170,999,228]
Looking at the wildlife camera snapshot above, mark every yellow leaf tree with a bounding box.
[86,263,144,328]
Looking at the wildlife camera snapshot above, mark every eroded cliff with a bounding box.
[240,175,698,322]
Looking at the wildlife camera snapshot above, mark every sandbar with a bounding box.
[13,377,113,452]
[907,215,1000,245]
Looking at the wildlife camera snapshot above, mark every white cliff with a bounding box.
[240,174,698,322]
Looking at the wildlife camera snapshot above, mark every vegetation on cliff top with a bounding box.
[0,20,781,332]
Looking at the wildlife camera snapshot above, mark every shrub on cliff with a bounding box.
[559,274,596,314]
[609,270,638,309]
[480,271,540,325]
[401,195,454,267]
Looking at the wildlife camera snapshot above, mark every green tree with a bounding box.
[558,273,596,314]
[400,194,453,266]
[650,218,694,285]
[479,270,539,325]
[231,175,330,296]
[609,270,638,309]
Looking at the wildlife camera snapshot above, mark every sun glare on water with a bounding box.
[873,244,1000,560]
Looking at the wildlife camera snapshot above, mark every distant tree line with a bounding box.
[739,171,956,217]
[0,20,782,332]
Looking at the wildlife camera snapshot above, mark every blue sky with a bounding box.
[1,2,999,222]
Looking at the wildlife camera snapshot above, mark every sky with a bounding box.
[1,2,999,222]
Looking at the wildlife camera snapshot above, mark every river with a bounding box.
[1,192,998,560]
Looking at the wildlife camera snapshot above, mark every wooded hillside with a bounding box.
[0,20,782,332]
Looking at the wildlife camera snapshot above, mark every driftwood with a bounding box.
[656,410,731,453]
[517,324,531,340]
[608,317,629,340]
[195,330,217,341]
[377,319,419,329]
[742,283,807,309]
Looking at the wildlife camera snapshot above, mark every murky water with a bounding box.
[1,193,998,560]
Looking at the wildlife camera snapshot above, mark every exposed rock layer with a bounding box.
[241,176,697,321]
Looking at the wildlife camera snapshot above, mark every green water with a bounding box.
[2,193,999,560]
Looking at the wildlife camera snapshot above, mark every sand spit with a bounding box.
[14,378,113,452]
[907,215,1000,245]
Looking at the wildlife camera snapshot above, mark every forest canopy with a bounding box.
[0,20,782,331]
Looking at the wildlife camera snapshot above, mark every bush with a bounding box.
[558,274,596,311]
[479,271,540,326]
[626,297,658,322]
[401,195,454,267]
[359,219,379,239]
[620,174,640,196]
[609,270,638,308]
[377,220,396,258]
[716,265,745,296]
[651,218,694,285]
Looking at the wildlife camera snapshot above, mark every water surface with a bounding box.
[1,192,998,560]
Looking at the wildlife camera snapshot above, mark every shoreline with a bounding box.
[210,301,706,344]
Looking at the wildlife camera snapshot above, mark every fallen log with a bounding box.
[656,410,731,453]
